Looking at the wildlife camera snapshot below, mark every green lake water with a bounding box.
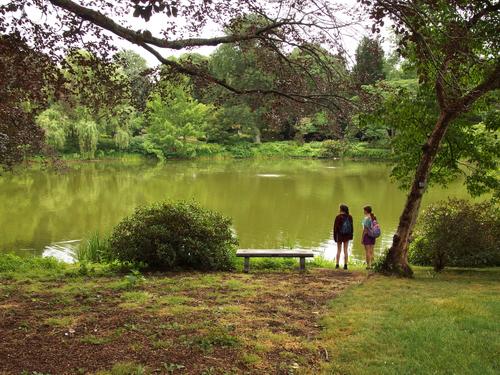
[0,159,470,262]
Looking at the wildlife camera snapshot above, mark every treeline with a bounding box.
[33,36,412,160]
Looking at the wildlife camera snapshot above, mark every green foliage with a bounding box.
[0,253,65,273]
[114,50,152,111]
[344,143,392,160]
[191,143,226,157]
[76,232,109,263]
[353,36,385,85]
[75,118,99,158]
[36,105,69,150]
[226,143,257,158]
[294,111,338,142]
[319,140,350,158]
[114,127,130,150]
[144,85,213,159]
[408,199,500,271]
[360,84,499,198]
[208,103,262,143]
[108,201,238,271]
[123,269,146,289]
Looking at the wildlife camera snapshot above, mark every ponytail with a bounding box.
[364,205,376,221]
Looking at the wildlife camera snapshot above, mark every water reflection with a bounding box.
[0,159,470,262]
[42,240,79,263]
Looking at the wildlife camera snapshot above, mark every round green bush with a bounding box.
[108,202,238,271]
[408,199,500,271]
[319,140,350,158]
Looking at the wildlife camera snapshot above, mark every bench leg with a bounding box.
[300,257,306,272]
[244,257,250,273]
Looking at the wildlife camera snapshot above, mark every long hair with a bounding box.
[363,205,376,221]
[339,204,349,215]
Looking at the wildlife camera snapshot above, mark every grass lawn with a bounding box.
[323,268,500,375]
[0,259,498,374]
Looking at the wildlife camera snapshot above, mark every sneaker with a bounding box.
[335,264,339,269]
[343,264,348,270]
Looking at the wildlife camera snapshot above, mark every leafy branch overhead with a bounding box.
[1,0,358,108]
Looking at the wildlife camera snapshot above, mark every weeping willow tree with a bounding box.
[75,119,98,159]
[36,106,69,150]
[114,127,130,150]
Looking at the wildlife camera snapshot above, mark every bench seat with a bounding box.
[236,249,314,272]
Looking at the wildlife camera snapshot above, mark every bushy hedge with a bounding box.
[408,199,500,271]
[108,202,238,271]
[319,140,350,158]
[344,144,393,160]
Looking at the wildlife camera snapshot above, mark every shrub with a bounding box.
[108,202,238,271]
[128,136,147,154]
[227,143,256,158]
[256,142,293,157]
[344,143,393,160]
[408,199,500,271]
[193,143,226,157]
[319,140,350,158]
[290,142,322,157]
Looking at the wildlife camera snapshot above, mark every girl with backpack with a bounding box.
[333,204,353,270]
[362,205,380,269]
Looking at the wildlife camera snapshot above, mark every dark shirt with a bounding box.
[333,213,354,242]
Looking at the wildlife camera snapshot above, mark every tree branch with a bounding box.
[467,2,500,27]
[453,62,500,113]
[48,0,300,50]
[138,41,337,108]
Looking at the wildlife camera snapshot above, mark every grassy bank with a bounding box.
[2,256,496,374]
[55,141,393,162]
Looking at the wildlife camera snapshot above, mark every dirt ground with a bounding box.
[0,269,363,374]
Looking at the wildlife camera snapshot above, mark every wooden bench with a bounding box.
[236,249,315,273]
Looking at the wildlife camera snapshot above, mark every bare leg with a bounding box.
[336,241,342,266]
[367,245,374,268]
[364,244,369,266]
[343,241,349,266]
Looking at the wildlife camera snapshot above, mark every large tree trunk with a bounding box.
[380,111,455,277]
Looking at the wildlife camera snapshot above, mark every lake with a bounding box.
[0,159,470,262]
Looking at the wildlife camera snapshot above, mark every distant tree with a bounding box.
[207,43,272,142]
[352,36,386,86]
[114,50,152,112]
[144,81,213,159]
[36,104,69,150]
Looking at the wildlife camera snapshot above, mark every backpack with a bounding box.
[368,219,381,238]
[339,216,352,235]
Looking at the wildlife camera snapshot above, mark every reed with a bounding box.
[76,231,109,263]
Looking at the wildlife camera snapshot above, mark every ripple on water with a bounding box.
[256,174,284,178]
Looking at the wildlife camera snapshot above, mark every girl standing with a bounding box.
[362,205,377,269]
[333,204,353,270]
